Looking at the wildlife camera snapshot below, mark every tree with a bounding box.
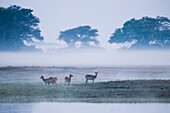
[108,16,170,49]
[58,25,99,48]
[0,5,44,51]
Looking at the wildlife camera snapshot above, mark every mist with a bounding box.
[0,49,170,66]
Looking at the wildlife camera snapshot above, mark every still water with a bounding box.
[0,103,169,113]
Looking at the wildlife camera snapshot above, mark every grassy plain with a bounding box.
[0,80,170,103]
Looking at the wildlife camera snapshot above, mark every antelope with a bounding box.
[40,75,58,85]
[85,72,98,84]
[65,74,73,86]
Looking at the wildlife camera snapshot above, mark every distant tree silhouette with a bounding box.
[108,16,170,49]
[0,5,44,51]
[59,25,99,48]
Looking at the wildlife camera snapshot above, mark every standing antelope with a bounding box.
[65,74,73,86]
[40,75,58,85]
[85,72,98,84]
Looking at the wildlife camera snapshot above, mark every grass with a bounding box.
[0,80,170,103]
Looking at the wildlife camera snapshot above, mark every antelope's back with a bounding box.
[85,75,95,79]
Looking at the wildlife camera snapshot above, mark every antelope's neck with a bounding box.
[42,77,45,81]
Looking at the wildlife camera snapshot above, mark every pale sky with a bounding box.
[1,0,170,48]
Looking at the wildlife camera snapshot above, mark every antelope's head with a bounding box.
[40,75,44,79]
[69,74,73,78]
[95,72,98,76]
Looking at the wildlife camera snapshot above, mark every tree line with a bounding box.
[0,5,170,51]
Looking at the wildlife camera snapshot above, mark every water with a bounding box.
[0,103,169,113]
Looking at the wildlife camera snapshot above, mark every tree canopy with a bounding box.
[0,5,44,51]
[58,25,99,48]
[108,16,170,49]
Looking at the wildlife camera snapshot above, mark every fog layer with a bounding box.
[0,49,170,66]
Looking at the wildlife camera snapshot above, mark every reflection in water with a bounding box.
[0,103,170,113]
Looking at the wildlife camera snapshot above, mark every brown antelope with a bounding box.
[85,72,98,84]
[65,74,73,86]
[40,75,58,85]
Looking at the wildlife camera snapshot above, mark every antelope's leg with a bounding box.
[85,79,88,84]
